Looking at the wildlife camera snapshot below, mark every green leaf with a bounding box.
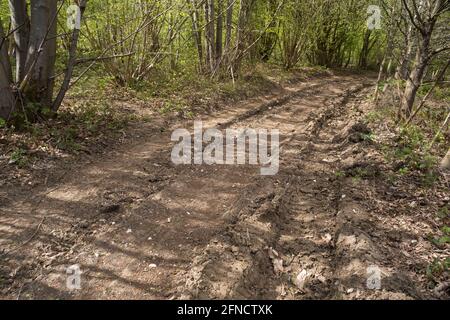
[443,226,450,235]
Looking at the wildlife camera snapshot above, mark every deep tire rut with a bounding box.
[6,72,423,300]
[179,82,374,299]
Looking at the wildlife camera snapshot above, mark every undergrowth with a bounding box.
[367,91,448,186]
[366,84,449,285]
[0,63,298,170]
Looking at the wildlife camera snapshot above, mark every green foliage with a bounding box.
[437,206,450,219]
[367,101,445,187]
[335,170,345,178]
[427,257,450,279]
[365,106,396,124]
[0,2,8,20]
[417,83,433,97]
[9,148,29,168]
[429,226,450,247]
[52,126,82,152]
[432,86,450,102]
[276,0,381,69]
[365,110,385,123]
[6,95,134,156]
[362,132,376,142]
[417,84,450,102]
[443,226,450,235]
[391,126,438,174]
[380,101,449,186]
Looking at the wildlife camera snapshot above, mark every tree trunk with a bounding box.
[0,19,15,120]
[233,0,250,73]
[0,71,15,120]
[401,0,443,118]
[8,0,30,82]
[52,1,87,113]
[225,0,233,51]
[358,29,371,69]
[402,34,431,117]
[215,0,223,65]
[441,149,450,171]
[395,25,414,80]
[259,0,278,62]
[168,11,176,70]
[0,19,12,83]
[23,0,58,107]
[189,0,203,72]
[406,60,450,126]
[204,0,215,73]
[44,0,57,106]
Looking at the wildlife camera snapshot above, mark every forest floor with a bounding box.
[0,70,448,300]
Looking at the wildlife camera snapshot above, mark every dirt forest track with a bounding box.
[0,71,443,299]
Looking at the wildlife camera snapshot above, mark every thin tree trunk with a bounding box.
[0,18,15,120]
[233,0,249,73]
[225,0,233,51]
[44,0,57,107]
[189,0,203,72]
[204,1,211,70]
[168,10,176,70]
[52,1,87,113]
[204,0,215,73]
[401,0,442,118]
[405,60,450,126]
[395,25,414,80]
[358,29,371,69]
[8,0,30,82]
[430,111,450,149]
[373,55,386,104]
[402,36,430,117]
[215,0,223,65]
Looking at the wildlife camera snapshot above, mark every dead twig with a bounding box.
[0,217,45,258]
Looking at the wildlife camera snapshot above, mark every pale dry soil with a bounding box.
[0,71,447,299]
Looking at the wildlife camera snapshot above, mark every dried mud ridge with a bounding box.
[0,73,442,299]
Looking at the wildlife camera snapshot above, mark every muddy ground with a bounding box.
[0,71,448,300]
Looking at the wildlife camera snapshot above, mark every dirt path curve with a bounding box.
[1,71,429,300]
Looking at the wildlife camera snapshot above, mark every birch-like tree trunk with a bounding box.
[0,19,15,120]
[8,0,30,82]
